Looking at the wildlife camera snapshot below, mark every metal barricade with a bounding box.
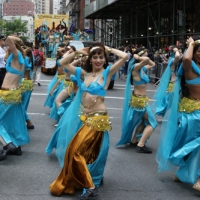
[147,62,167,86]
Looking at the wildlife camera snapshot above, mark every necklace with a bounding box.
[92,72,96,77]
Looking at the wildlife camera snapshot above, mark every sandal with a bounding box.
[173,175,181,182]
[193,182,200,192]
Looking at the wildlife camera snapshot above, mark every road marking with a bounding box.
[107,107,123,110]
[27,113,46,115]
[113,88,156,92]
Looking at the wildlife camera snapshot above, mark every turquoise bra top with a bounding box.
[178,61,200,84]
[186,61,200,84]
[131,64,150,85]
[75,65,111,97]
[56,58,63,68]
[63,67,69,73]
[56,57,69,73]
[24,56,32,70]
[6,51,24,76]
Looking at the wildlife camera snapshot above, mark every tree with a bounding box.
[1,17,28,39]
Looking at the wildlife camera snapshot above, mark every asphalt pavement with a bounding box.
[0,73,200,200]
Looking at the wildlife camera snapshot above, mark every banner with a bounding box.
[34,14,69,32]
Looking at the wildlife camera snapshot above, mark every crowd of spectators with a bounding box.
[112,43,184,79]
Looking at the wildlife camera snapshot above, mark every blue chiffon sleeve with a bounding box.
[156,77,181,172]
[152,58,173,111]
[122,58,135,130]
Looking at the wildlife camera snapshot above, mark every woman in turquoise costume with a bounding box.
[40,24,49,55]
[152,46,181,117]
[0,35,30,161]
[20,47,34,129]
[49,46,76,122]
[116,48,157,153]
[156,37,200,192]
[46,73,79,162]
[57,19,67,44]
[55,56,88,117]
[52,31,61,58]
[46,57,85,163]
[47,30,55,58]
[44,44,66,108]
[48,43,127,199]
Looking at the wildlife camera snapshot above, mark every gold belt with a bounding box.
[20,79,34,92]
[0,88,21,104]
[63,80,73,88]
[80,111,112,131]
[56,74,65,81]
[129,94,149,109]
[179,97,200,113]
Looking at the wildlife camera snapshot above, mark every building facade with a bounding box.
[60,0,92,37]
[3,0,34,16]
[84,0,200,48]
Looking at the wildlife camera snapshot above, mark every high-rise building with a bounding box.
[3,0,34,16]
[33,0,50,14]
[53,0,59,14]
[49,0,53,14]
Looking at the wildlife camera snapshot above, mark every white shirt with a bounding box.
[0,46,6,68]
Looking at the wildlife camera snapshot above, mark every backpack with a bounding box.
[34,51,42,66]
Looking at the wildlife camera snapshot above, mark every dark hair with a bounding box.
[58,43,65,48]
[179,35,200,97]
[70,45,76,52]
[130,47,146,85]
[83,42,109,72]
[35,45,39,49]
[26,48,34,69]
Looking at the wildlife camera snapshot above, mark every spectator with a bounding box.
[33,46,44,86]
[0,35,6,88]
[163,44,169,52]
[123,46,132,76]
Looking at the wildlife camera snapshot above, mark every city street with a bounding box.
[0,72,200,200]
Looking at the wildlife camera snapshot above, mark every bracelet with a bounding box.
[189,42,195,47]
[108,47,112,53]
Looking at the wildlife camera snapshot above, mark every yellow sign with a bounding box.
[34,14,69,31]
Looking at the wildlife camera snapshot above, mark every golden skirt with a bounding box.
[49,124,104,196]
[0,88,21,104]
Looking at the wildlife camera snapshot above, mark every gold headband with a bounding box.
[90,46,103,52]
[138,49,147,56]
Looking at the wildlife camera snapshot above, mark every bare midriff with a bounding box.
[2,73,20,89]
[186,84,200,100]
[133,84,147,96]
[82,92,106,113]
